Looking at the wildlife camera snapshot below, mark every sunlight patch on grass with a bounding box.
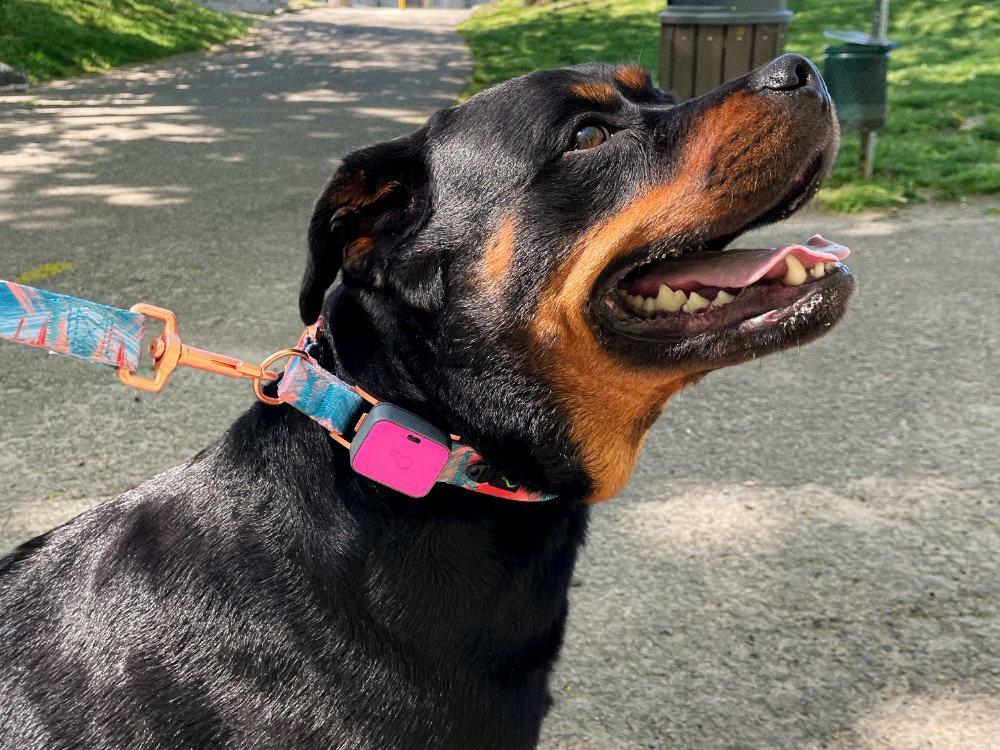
[460,0,999,212]
[0,0,252,83]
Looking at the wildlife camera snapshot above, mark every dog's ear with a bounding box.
[299,131,428,324]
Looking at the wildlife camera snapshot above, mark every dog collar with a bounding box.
[0,280,554,503]
[272,321,554,502]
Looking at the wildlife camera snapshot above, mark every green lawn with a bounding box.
[0,0,252,84]
[459,0,999,212]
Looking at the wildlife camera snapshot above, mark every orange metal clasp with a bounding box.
[118,303,280,393]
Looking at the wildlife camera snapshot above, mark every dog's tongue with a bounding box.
[630,235,851,295]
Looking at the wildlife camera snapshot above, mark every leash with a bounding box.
[0,280,553,503]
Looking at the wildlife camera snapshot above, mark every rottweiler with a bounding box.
[0,53,854,749]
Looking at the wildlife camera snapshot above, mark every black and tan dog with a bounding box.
[0,54,853,749]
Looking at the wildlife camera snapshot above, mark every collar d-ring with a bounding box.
[252,348,309,405]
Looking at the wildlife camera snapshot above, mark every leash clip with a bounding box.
[118,303,281,394]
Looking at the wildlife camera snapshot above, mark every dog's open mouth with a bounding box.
[591,150,855,354]
[599,236,850,338]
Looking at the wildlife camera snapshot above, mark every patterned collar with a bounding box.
[276,321,555,502]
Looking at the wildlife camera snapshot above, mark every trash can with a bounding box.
[823,31,898,132]
[659,0,793,101]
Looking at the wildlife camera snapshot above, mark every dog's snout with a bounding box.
[750,53,825,97]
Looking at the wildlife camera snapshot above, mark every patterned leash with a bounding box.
[0,280,553,503]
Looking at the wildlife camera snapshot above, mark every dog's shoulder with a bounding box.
[0,460,214,650]
[0,439,347,748]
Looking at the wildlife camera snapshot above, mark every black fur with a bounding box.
[0,58,847,749]
[0,405,585,749]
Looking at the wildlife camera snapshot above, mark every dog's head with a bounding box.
[301,54,855,503]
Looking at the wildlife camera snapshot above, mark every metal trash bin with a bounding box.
[659,0,793,101]
[823,31,898,132]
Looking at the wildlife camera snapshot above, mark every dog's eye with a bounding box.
[572,125,609,151]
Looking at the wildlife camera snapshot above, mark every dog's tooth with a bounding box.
[654,284,671,308]
[654,284,683,312]
[682,291,710,313]
[616,288,628,298]
[783,255,807,286]
[642,297,655,315]
[711,290,735,307]
[825,262,837,272]
[810,263,825,279]
[627,294,642,311]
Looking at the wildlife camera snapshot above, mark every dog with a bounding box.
[0,53,853,749]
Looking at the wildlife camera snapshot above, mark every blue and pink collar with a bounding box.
[275,321,554,502]
[0,279,555,503]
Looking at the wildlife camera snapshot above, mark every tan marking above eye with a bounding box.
[569,81,618,107]
[614,65,651,92]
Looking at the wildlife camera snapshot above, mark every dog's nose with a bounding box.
[750,53,825,96]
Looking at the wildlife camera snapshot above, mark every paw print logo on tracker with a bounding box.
[390,450,414,471]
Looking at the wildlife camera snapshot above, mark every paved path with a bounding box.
[2,10,1000,749]
[0,7,471,527]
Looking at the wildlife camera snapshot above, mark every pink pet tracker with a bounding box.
[349,403,452,498]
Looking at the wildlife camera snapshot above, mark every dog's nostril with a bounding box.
[751,53,821,93]
[793,62,811,88]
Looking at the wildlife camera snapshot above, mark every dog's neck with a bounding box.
[316,286,438,418]
[315,285,592,500]
[213,288,590,744]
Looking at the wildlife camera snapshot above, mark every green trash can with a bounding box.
[659,0,793,101]
[823,31,898,132]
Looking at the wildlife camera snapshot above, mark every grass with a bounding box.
[459,0,999,212]
[14,261,74,285]
[0,0,253,84]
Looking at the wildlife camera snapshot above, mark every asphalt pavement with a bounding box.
[2,8,999,749]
